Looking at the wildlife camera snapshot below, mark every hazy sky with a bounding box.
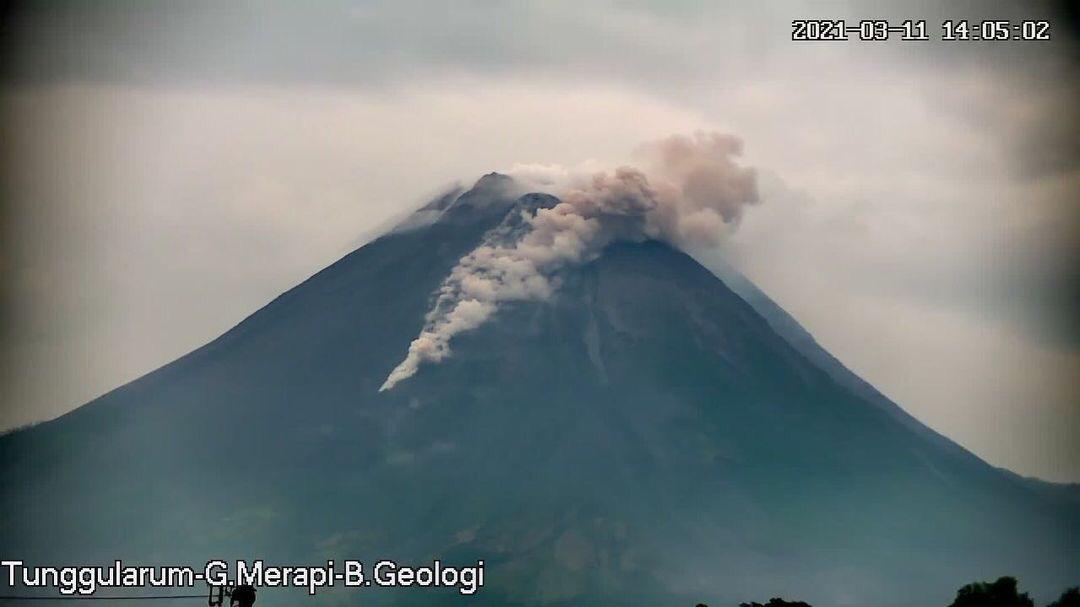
[1,1,1077,481]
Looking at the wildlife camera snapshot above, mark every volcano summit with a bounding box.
[1,173,1077,607]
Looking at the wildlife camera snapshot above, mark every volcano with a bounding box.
[1,174,1077,607]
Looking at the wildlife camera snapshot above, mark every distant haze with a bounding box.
[1,1,1077,481]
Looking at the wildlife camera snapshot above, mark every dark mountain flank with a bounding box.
[2,175,1077,606]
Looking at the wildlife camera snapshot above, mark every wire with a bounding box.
[0,595,204,601]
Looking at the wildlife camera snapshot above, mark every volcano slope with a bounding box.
[1,175,1077,607]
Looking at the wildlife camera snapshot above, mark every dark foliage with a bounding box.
[948,576,1034,607]
[739,599,813,607]
[1049,587,1080,607]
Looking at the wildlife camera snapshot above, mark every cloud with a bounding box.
[380,132,758,390]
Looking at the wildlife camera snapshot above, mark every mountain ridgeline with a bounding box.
[1,174,1077,606]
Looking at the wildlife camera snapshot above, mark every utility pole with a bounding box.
[229,585,256,607]
[208,584,256,607]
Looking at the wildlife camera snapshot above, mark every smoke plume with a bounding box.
[379,132,758,391]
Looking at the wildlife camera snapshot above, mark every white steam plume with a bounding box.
[379,132,759,391]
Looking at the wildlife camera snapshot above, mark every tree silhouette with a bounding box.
[1049,587,1080,607]
[738,599,813,607]
[948,576,1033,607]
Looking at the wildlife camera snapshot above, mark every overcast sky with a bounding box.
[1,0,1077,481]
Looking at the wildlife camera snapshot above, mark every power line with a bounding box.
[0,595,204,601]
